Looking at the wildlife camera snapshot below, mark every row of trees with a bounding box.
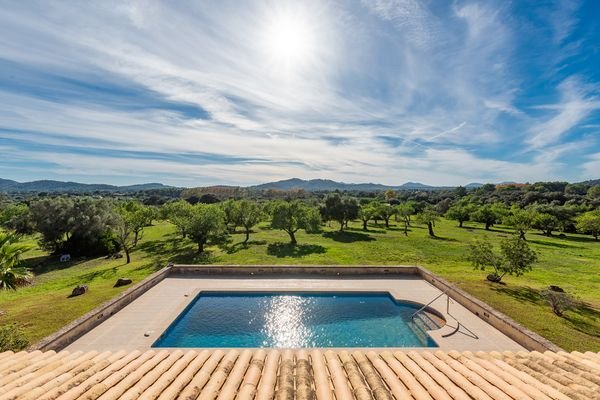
[160,199,322,250]
[2,193,599,266]
[446,201,600,240]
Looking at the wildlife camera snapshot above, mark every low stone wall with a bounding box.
[30,265,172,352]
[416,266,561,352]
[171,264,420,276]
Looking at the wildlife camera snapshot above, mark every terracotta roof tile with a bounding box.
[0,350,598,399]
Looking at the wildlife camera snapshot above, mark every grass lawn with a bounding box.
[1,218,598,351]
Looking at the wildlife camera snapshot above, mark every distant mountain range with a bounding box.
[2,177,596,194]
[0,177,483,193]
[250,178,483,192]
[0,178,172,193]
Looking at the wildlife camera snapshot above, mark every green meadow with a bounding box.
[1,218,598,351]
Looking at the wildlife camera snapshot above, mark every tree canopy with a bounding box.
[468,235,537,283]
[270,201,321,244]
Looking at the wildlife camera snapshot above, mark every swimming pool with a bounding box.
[153,292,438,348]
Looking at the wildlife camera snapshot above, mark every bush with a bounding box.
[542,289,576,317]
[0,324,29,352]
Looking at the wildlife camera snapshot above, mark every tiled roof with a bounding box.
[0,349,598,400]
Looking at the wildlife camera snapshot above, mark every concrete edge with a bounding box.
[29,265,172,352]
[416,266,562,352]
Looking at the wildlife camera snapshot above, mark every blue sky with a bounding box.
[0,0,599,186]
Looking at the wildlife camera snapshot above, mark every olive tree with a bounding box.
[0,204,34,235]
[186,204,227,253]
[416,207,439,237]
[472,203,506,230]
[576,210,600,240]
[321,193,359,231]
[533,212,560,236]
[238,200,263,243]
[375,203,396,228]
[118,201,154,246]
[445,203,473,228]
[221,199,242,233]
[395,203,415,236]
[358,204,376,231]
[503,207,538,240]
[468,235,537,283]
[29,197,115,255]
[161,200,193,239]
[112,211,135,264]
[270,201,321,244]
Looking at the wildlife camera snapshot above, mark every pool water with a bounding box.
[153,292,438,348]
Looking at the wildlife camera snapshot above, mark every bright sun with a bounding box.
[261,6,317,72]
[265,17,313,62]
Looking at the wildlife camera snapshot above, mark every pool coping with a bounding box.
[30,264,561,352]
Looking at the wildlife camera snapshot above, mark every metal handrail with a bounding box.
[410,289,450,319]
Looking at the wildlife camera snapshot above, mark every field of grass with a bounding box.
[1,218,598,351]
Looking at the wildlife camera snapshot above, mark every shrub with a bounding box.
[0,324,29,352]
[542,289,576,317]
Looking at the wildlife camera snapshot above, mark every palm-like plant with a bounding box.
[0,231,33,290]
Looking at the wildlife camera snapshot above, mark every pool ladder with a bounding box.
[411,289,479,339]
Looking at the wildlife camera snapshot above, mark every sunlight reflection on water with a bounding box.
[263,295,312,347]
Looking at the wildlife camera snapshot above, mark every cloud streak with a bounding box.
[0,0,599,185]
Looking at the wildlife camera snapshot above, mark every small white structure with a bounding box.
[59,254,71,262]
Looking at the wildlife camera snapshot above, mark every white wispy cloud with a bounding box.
[0,0,598,185]
[527,76,600,149]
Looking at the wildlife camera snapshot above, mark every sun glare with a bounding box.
[260,5,318,73]
[265,17,313,61]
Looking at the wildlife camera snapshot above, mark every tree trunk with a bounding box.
[428,222,435,237]
[384,218,390,228]
[404,223,408,236]
[244,229,250,243]
[485,222,491,230]
[125,247,131,264]
[134,231,139,246]
[459,220,463,228]
[339,221,344,231]
[288,230,297,245]
[197,241,205,254]
[362,220,368,231]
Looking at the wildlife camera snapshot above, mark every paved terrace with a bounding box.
[65,275,525,352]
[0,349,598,400]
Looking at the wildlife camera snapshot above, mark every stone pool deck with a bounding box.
[65,275,525,352]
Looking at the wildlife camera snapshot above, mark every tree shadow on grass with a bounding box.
[554,234,599,244]
[429,236,458,242]
[527,239,582,249]
[136,236,186,256]
[224,240,267,254]
[490,285,600,337]
[75,266,119,283]
[490,285,544,305]
[464,226,507,233]
[322,231,375,243]
[267,243,326,258]
[25,256,93,275]
[346,226,388,234]
[564,304,600,337]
